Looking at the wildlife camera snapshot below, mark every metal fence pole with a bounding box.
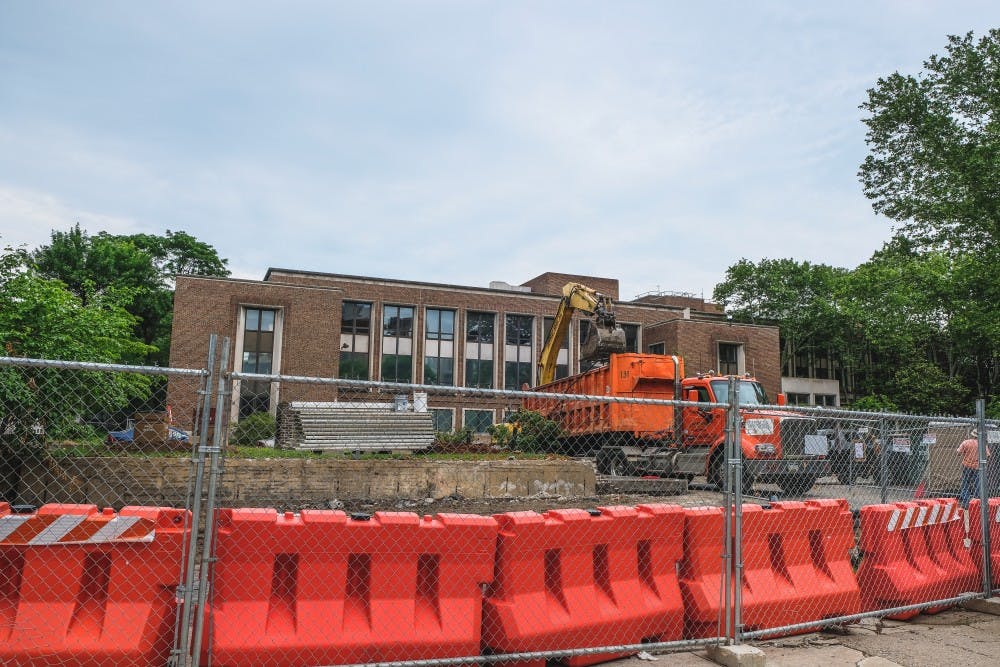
[172,334,218,667]
[191,336,231,667]
[728,376,743,645]
[722,383,734,643]
[976,399,993,596]
[879,414,889,504]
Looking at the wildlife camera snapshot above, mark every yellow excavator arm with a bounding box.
[537,282,626,386]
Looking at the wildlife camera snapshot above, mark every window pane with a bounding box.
[342,302,372,334]
[463,409,493,433]
[466,359,493,388]
[381,354,412,382]
[623,324,639,353]
[245,308,259,331]
[440,310,455,340]
[430,409,453,432]
[260,310,275,332]
[467,312,495,343]
[339,351,369,380]
[506,314,533,346]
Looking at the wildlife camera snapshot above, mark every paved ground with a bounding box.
[607,607,1000,667]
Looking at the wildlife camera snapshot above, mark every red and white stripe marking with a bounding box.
[0,513,155,545]
[886,501,959,532]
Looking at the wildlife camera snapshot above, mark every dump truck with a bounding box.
[524,353,828,494]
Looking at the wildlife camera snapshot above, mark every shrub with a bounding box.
[230,411,276,445]
[491,409,562,453]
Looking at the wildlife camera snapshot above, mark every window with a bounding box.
[381,305,414,382]
[815,394,838,407]
[718,342,743,376]
[465,312,495,388]
[578,321,599,372]
[622,324,639,353]
[648,342,666,355]
[542,316,570,380]
[787,392,811,406]
[794,350,810,378]
[339,301,371,379]
[430,408,454,432]
[240,307,277,418]
[814,353,831,380]
[424,308,455,385]
[463,409,494,434]
[504,314,534,390]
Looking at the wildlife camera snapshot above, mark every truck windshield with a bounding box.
[710,379,768,405]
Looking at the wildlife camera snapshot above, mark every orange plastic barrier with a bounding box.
[481,504,685,667]
[0,503,190,666]
[205,508,497,667]
[968,498,1000,590]
[857,498,978,619]
[680,500,860,639]
[740,499,861,634]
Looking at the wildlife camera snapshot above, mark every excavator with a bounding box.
[537,282,626,385]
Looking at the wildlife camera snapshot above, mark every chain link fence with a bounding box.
[1,342,997,666]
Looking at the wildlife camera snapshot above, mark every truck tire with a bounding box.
[596,447,636,477]
[708,452,755,494]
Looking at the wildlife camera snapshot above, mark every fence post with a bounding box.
[728,376,743,644]
[722,382,734,643]
[976,399,992,596]
[172,334,218,667]
[879,414,889,504]
[190,336,232,667]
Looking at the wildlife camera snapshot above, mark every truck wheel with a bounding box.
[596,448,635,477]
[708,453,755,493]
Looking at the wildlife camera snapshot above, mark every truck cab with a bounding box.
[676,373,827,494]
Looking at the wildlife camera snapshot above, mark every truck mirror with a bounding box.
[776,393,787,406]
[686,389,699,403]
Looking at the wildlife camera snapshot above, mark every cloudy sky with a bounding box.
[1,2,997,300]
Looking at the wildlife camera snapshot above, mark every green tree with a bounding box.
[32,226,230,365]
[712,258,851,381]
[859,30,1000,253]
[0,243,154,443]
[858,30,1000,411]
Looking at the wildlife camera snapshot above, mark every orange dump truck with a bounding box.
[523,353,828,494]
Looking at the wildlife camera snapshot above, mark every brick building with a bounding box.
[168,270,780,432]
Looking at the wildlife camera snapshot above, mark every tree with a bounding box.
[32,226,230,365]
[859,30,1000,254]
[0,244,154,442]
[712,258,850,377]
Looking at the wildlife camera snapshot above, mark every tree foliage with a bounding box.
[0,243,154,443]
[31,225,230,365]
[859,30,1000,254]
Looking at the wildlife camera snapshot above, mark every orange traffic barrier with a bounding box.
[857,498,978,619]
[481,504,685,667]
[677,505,727,639]
[680,501,860,639]
[0,503,190,666]
[968,498,1000,590]
[740,499,861,635]
[205,508,497,667]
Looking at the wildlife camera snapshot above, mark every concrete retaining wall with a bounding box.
[16,457,597,508]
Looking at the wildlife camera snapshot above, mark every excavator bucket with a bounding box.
[580,325,627,362]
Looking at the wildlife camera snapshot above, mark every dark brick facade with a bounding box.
[169,269,781,430]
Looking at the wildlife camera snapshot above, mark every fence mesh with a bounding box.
[1,348,997,667]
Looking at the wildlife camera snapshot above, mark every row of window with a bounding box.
[340,301,641,389]
[786,392,838,407]
[430,407,494,434]
[783,349,840,380]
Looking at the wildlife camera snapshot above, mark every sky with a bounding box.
[1,2,998,301]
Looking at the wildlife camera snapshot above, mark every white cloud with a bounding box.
[0,184,141,249]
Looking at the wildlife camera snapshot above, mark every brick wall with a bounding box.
[169,270,782,428]
[519,272,620,299]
